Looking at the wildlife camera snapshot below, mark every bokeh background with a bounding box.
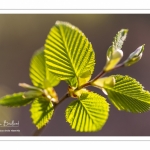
[0,14,150,136]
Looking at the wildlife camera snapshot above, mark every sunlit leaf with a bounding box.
[30,98,54,129]
[113,29,128,50]
[29,47,60,88]
[0,92,37,107]
[104,75,150,113]
[44,21,95,83]
[66,91,109,132]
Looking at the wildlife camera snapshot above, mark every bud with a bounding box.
[68,86,88,98]
[104,48,123,71]
[92,76,116,89]
[92,76,115,95]
[43,87,58,103]
[19,83,42,92]
[124,45,145,66]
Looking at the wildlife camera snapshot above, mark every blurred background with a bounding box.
[0,14,150,136]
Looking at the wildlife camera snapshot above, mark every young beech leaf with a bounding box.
[104,75,150,113]
[0,92,35,107]
[66,91,109,132]
[113,29,128,50]
[29,47,60,89]
[30,98,54,129]
[44,21,95,82]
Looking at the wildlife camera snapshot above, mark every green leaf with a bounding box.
[44,21,95,81]
[30,98,54,129]
[29,47,60,88]
[104,75,150,113]
[113,29,128,50]
[0,92,36,107]
[66,91,109,132]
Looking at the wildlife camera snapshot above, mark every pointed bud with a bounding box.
[92,76,116,89]
[19,83,42,92]
[104,49,123,71]
[124,45,145,66]
[92,76,116,95]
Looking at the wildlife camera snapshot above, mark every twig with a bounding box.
[32,125,46,136]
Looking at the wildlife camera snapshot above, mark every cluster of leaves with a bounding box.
[0,21,150,133]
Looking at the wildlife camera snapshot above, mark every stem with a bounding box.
[90,70,106,83]
[54,92,69,109]
[32,92,70,136]
[32,126,46,136]
[113,63,125,70]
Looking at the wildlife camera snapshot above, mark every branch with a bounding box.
[32,125,46,136]
[54,92,69,109]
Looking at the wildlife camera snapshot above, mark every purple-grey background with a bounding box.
[0,14,150,136]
